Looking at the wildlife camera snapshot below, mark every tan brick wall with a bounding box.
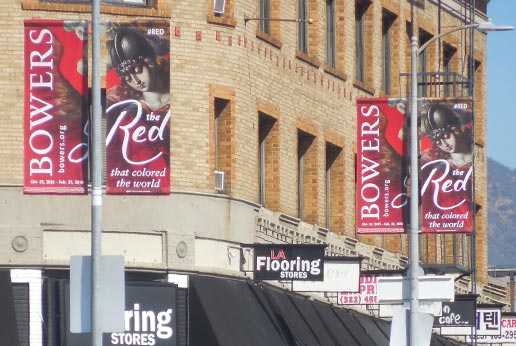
[1,0,490,281]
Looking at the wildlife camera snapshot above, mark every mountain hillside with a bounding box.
[487,158,516,266]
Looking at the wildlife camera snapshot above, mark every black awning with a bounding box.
[0,270,20,346]
[311,300,361,346]
[352,310,390,346]
[288,294,339,346]
[333,306,377,345]
[188,275,288,346]
[189,275,468,346]
[262,286,321,346]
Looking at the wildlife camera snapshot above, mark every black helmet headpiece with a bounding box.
[424,104,460,141]
[109,28,156,78]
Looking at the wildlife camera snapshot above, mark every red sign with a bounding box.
[24,20,89,194]
[419,98,474,233]
[105,22,170,194]
[356,98,407,234]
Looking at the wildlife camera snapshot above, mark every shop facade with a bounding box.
[3,268,465,346]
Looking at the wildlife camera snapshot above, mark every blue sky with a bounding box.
[487,0,516,169]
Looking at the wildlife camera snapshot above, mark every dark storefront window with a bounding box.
[12,283,30,346]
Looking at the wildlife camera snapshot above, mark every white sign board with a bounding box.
[380,301,442,318]
[70,255,125,333]
[292,259,360,292]
[377,275,455,304]
[389,307,434,346]
[337,274,378,305]
[440,326,473,336]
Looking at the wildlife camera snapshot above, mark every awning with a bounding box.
[311,300,361,346]
[352,309,390,345]
[333,306,378,345]
[0,270,20,346]
[189,275,467,346]
[264,287,323,346]
[189,275,289,346]
[289,294,340,346]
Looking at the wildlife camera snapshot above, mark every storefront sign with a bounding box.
[292,258,360,292]
[467,315,516,344]
[253,244,325,281]
[435,298,476,327]
[64,282,177,346]
[105,21,171,194]
[24,20,89,194]
[337,274,379,305]
[356,98,407,234]
[461,306,503,341]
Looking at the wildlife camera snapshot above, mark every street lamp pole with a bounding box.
[408,33,420,346]
[408,21,513,346]
[91,0,103,345]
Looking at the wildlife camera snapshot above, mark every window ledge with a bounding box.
[207,14,237,28]
[352,79,375,95]
[21,1,170,17]
[295,50,320,68]
[255,30,283,49]
[322,64,347,82]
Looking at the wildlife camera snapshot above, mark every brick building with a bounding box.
[0,0,506,345]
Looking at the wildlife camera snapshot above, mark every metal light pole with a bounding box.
[408,21,513,346]
[91,0,103,345]
[408,33,419,346]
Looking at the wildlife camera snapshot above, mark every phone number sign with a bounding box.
[337,274,378,305]
[468,316,516,344]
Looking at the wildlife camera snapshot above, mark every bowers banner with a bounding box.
[105,22,170,194]
[24,20,89,194]
[419,98,474,233]
[356,98,407,234]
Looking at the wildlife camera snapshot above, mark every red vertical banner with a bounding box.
[419,98,474,233]
[356,98,408,234]
[105,22,170,194]
[24,20,89,194]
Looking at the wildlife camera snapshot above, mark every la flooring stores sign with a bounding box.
[253,244,325,281]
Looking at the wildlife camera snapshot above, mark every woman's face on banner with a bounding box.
[434,128,458,154]
[123,58,156,92]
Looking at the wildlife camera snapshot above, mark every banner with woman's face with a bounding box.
[419,98,474,233]
[105,22,171,195]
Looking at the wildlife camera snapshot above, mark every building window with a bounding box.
[326,0,336,67]
[443,44,456,97]
[259,0,271,35]
[258,112,279,209]
[214,98,230,173]
[298,0,309,54]
[297,129,317,222]
[210,87,235,194]
[418,30,432,97]
[382,11,395,95]
[325,142,344,232]
[355,0,369,82]
[207,0,236,26]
